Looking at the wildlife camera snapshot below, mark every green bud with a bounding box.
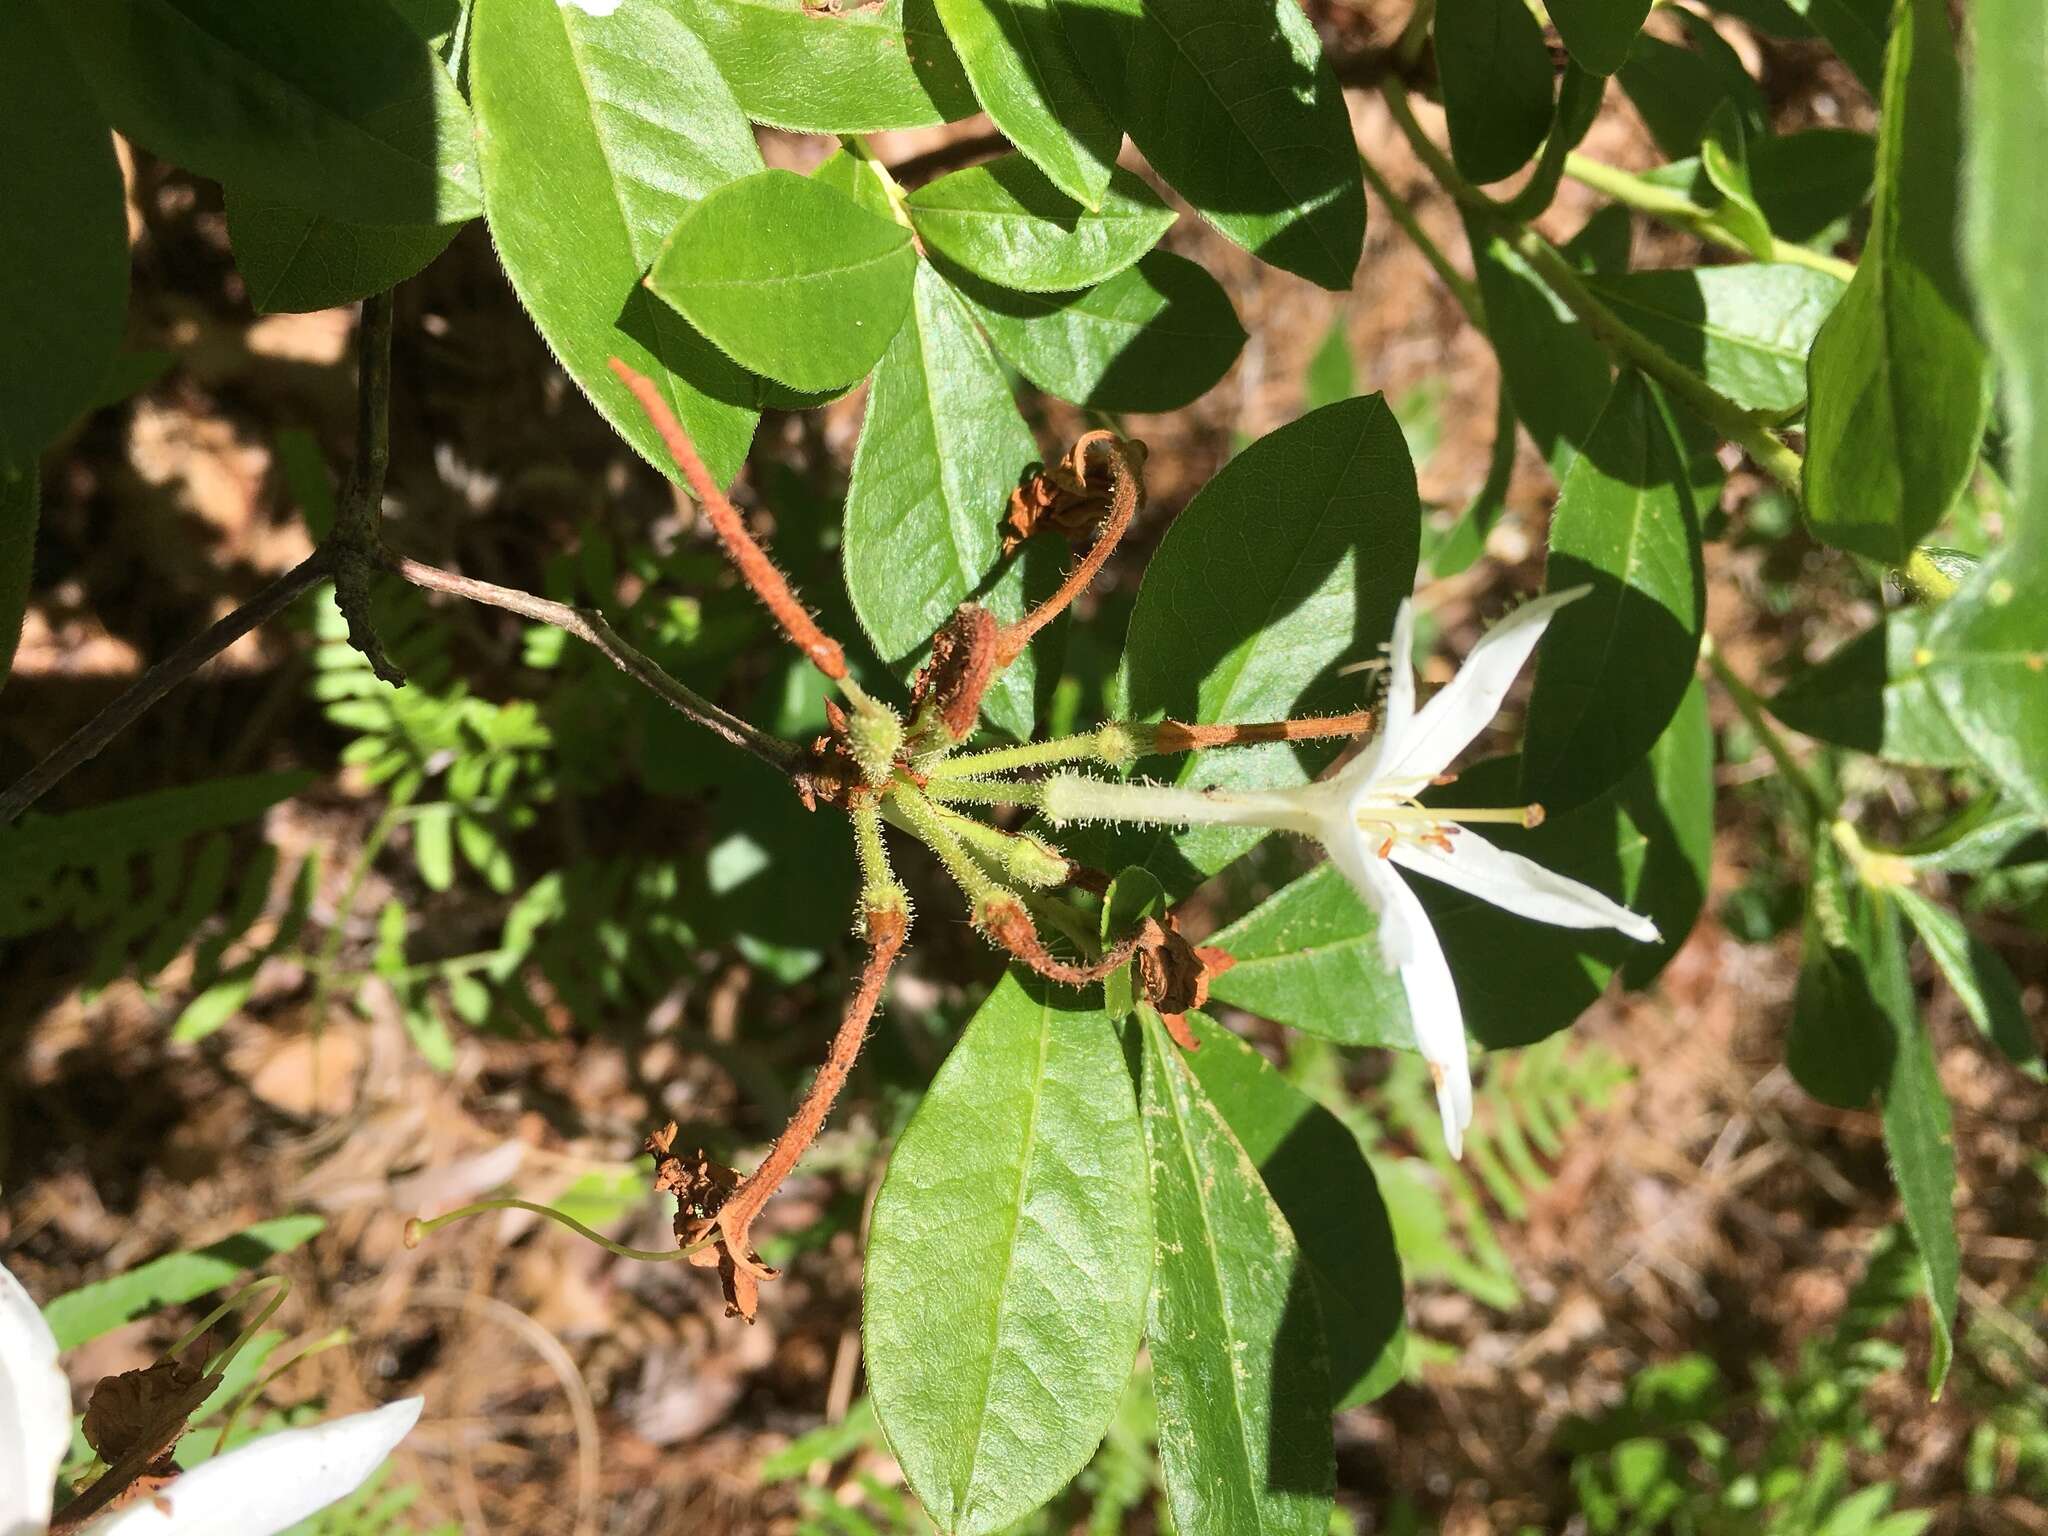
[848,699,905,786]
[1092,722,1139,770]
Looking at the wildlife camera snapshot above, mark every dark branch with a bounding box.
[0,552,334,825]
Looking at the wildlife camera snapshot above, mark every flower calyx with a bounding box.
[908,603,999,750]
[1133,913,1236,1050]
[644,1123,766,1321]
[1004,436,1147,555]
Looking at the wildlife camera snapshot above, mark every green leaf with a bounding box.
[1108,396,1421,894]
[1136,1008,1334,1536]
[1872,909,1960,1395]
[1786,842,1894,1108]
[1791,0,1890,91]
[1750,129,1877,243]
[472,0,765,488]
[1965,0,2048,529]
[1434,0,1556,185]
[42,1215,326,1350]
[1698,101,1775,260]
[843,262,1037,688]
[811,146,899,223]
[0,464,35,687]
[414,804,456,892]
[1617,15,1767,159]
[1918,562,2048,818]
[649,170,916,394]
[1523,374,1705,812]
[1182,1013,1406,1408]
[1205,863,1413,1050]
[949,251,1244,412]
[1547,0,1654,74]
[865,972,1151,1536]
[172,970,257,1044]
[930,0,1120,207]
[1892,886,2040,1072]
[1618,679,1714,991]
[1768,608,1973,767]
[1585,265,1846,417]
[687,0,977,132]
[1303,315,1355,412]
[1804,0,1991,564]
[0,1,128,465]
[227,193,460,315]
[1062,0,1364,289]
[0,772,312,890]
[907,157,1174,293]
[41,0,479,227]
[1469,220,1613,474]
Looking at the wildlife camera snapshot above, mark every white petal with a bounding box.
[2,1261,70,1536]
[1339,598,1419,791]
[1321,827,1473,1158]
[1374,587,1589,787]
[1390,827,1661,942]
[82,1397,423,1536]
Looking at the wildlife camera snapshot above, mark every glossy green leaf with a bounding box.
[866,972,1151,1536]
[1617,16,1767,159]
[42,1215,326,1350]
[907,157,1174,293]
[1205,863,1413,1050]
[687,0,977,132]
[1699,102,1775,259]
[1918,562,2048,818]
[1893,886,2040,1072]
[1586,265,1845,417]
[930,0,1120,207]
[843,263,1038,701]
[1136,1008,1334,1536]
[1805,0,1991,563]
[0,1,128,465]
[1768,608,1973,767]
[0,464,35,687]
[1108,396,1421,894]
[1470,220,1613,474]
[472,0,764,488]
[228,193,461,315]
[1434,0,1555,185]
[812,146,899,223]
[1618,679,1714,991]
[1182,1013,1406,1408]
[1965,0,2048,532]
[41,0,479,227]
[1063,0,1364,289]
[649,170,916,394]
[951,250,1244,412]
[1524,374,1705,812]
[1547,0,1654,75]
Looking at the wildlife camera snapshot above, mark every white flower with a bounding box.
[2,1260,422,1536]
[1043,589,1659,1158]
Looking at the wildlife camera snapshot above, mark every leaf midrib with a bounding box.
[951,992,1055,1517]
[1155,1026,1267,1519]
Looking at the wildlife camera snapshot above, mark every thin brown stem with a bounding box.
[982,897,1141,986]
[387,556,799,773]
[0,552,334,825]
[48,1368,225,1532]
[712,905,908,1286]
[994,432,1142,668]
[608,356,848,681]
[1146,708,1375,754]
